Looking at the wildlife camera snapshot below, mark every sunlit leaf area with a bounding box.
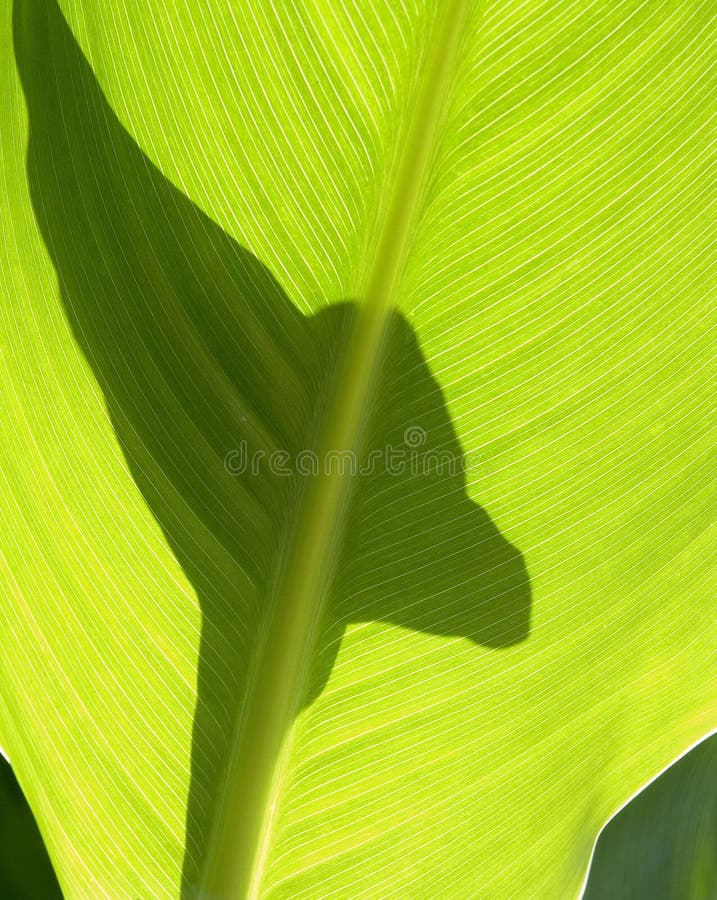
[2,1,715,897]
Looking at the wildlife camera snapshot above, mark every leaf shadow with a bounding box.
[13,1,531,894]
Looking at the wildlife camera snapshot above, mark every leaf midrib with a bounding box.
[200,4,469,896]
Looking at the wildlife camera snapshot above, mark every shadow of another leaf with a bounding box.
[13,1,531,892]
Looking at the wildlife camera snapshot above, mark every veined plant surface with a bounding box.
[1,0,715,897]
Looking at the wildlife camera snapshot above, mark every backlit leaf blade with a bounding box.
[1,1,715,897]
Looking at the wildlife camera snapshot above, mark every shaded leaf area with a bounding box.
[13,1,530,891]
[585,734,717,900]
[0,756,62,900]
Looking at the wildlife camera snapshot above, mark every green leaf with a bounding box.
[1,0,715,897]
[0,754,62,900]
[584,733,717,900]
